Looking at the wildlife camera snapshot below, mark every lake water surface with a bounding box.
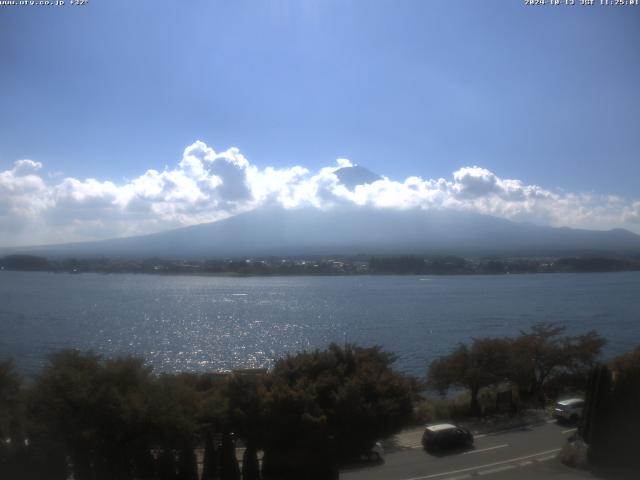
[1,271,639,378]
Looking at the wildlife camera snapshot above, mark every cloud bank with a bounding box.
[1,141,639,247]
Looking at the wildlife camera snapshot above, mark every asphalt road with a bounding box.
[340,421,593,480]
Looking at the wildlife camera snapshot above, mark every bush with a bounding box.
[413,397,451,424]
[559,440,589,470]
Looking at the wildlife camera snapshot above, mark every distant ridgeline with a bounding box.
[2,253,640,276]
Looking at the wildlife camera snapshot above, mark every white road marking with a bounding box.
[399,441,424,449]
[562,428,577,434]
[478,464,517,475]
[535,454,557,462]
[462,444,509,455]
[402,448,561,480]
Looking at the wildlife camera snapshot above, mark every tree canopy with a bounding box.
[427,324,607,413]
[428,338,511,415]
[1,344,416,480]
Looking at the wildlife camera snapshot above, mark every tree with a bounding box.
[157,448,177,480]
[218,432,240,480]
[222,373,263,479]
[28,350,103,480]
[608,346,640,472]
[580,347,640,476]
[241,445,260,480]
[427,338,511,416]
[224,374,266,450]
[97,355,157,480]
[0,360,25,480]
[177,446,198,480]
[261,344,415,478]
[147,374,204,480]
[27,350,157,480]
[580,364,612,465]
[0,346,414,479]
[0,360,20,441]
[201,434,220,480]
[510,323,606,403]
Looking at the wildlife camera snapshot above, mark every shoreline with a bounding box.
[2,267,640,278]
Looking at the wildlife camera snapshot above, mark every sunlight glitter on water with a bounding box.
[1,271,639,377]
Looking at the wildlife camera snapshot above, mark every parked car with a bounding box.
[552,398,584,424]
[421,424,474,452]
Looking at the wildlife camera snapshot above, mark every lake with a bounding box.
[1,271,639,378]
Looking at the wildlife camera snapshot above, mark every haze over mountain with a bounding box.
[2,163,640,260]
[3,140,640,250]
[6,206,640,260]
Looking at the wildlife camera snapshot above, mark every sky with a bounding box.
[1,0,639,247]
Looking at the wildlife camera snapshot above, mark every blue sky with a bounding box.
[1,0,639,245]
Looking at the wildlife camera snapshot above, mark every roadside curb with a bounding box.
[462,416,553,436]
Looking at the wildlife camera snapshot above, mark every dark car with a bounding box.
[421,424,474,452]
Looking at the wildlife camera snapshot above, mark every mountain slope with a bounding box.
[9,207,640,259]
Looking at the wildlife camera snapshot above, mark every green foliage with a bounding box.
[0,361,30,480]
[27,351,157,480]
[261,343,415,478]
[413,394,477,424]
[0,254,49,270]
[0,360,21,440]
[427,324,607,414]
[147,373,201,448]
[511,323,606,403]
[3,346,411,479]
[427,338,511,415]
[223,374,266,446]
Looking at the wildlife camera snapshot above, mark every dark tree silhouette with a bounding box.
[201,434,220,480]
[261,343,416,478]
[510,323,606,403]
[241,444,260,480]
[218,432,240,480]
[428,338,511,416]
[581,347,640,476]
[177,445,198,480]
[157,449,177,480]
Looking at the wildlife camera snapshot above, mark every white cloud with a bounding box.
[0,141,639,247]
[0,159,50,216]
[452,166,501,198]
[623,201,640,224]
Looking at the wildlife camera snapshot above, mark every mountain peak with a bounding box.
[334,165,381,189]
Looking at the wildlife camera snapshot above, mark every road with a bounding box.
[340,421,595,480]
